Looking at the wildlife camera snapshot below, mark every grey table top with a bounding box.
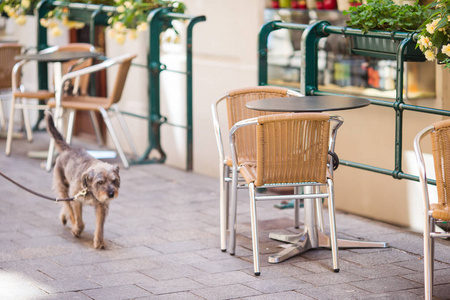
[246,96,371,112]
[15,51,100,62]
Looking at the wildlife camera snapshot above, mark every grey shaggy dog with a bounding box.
[46,111,120,249]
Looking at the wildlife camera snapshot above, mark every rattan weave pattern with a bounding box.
[430,119,450,221]
[0,43,22,90]
[254,113,330,187]
[226,86,291,166]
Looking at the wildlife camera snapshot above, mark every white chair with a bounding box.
[5,43,96,156]
[211,86,303,252]
[46,53,138,171]
[229,112,343,275]
[414,119,450,300]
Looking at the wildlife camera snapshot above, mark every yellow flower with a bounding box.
[40,18,49,27]
[425,50,435,61]
[3,5,11,14]
[115,33,126,45]
[426,23,436,35]
[116,5,125,13]
[136,22,148,32]
[50,26,63,37]
[124,1,132,8]
[128,29,137,40]
[442,44,450,57]
[21,0,30,9]
[68,21,85,29]
[419,35,433,48]
[113,21,126,32]
[15,15,27,25]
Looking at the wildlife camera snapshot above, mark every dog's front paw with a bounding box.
[71,223,85,237]
[94,238,105,249]
[60,214,67,226]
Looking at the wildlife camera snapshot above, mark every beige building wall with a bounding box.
[2,2,447,232]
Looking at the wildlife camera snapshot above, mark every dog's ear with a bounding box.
[82,169,95,189]
[113,164,120,175]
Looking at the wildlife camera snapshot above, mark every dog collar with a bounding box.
[73,188,88,200]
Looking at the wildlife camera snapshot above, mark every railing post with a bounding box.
[301,20,330,95]
[258,21,280,86]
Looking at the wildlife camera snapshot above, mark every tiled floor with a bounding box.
[0,131,449,299]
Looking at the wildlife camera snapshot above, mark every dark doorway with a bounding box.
[69,25,107,142]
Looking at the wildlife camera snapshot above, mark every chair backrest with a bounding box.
[58,43,96,95]
[255,113,331,186]
[430,119,450,206]
[108,54,136,106]
[0,43,22,90]
[226,86,301,165]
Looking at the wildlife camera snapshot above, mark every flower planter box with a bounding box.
[350,35,426,62]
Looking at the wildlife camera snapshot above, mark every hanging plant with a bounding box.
[0,0,40,25]
[0,0,185,44]
[416,0,450,68]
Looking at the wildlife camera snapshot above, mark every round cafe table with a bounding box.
[246,95,371,112]
[245,95,387,265]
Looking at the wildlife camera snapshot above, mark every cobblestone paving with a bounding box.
[0,132,449,299]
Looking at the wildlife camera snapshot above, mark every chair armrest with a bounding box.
[55,53,136,104]
[229,117,258,169]
[414,125,434,211]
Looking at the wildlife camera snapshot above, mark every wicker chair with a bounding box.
[414,119,450,300]
[5,43,96,156]
[46,53,138,171]
[229,113,343,275]
[0,43,22,130]
[211,86,303,252]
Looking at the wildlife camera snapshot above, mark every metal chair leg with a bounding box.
[219,162,227,252]
[98,107,129,169]
[66,110,76,144]
[424,213,433,300]
[0,97,6,130]
[5,95,17,155]
[249,182,260,276]
[294,187,300,229]
[228,166,239,255]
[112,104,138,157]
[327,178,339,272]
[21,99,33,142]
[89,111,104,146]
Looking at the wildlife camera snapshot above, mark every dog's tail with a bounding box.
[45,111,70,153]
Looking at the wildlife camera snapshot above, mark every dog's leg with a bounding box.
[60,202,74,226]
[94,203,108,249]
[70,201,85,237]
[53,167,74,226]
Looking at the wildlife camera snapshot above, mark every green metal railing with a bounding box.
[36,0,205,170]
[259,20,448,185]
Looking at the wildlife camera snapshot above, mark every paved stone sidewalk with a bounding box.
[0,132,449,299]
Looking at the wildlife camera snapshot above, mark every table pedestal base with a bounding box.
[268,229,388,264]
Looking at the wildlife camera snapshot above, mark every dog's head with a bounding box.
[81,163,120,203]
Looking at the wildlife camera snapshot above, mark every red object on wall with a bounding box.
[323,0,337,9]
[316,1,324,9]
[272,0,280,8]
[298,0,307,9]
[349,1,362,6]
[291,1,299,8]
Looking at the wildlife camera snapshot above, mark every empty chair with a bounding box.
[229,113,343,275]
[46,53,138,171]
[0,43,22,130]
[5,43,96,156]
[414,119,450,300]
[211,86,303,252]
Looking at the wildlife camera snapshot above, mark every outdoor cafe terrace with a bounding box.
[0,131,449,300]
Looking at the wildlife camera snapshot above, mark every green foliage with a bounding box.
[343,0,430,33]
[416,0,450,68]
